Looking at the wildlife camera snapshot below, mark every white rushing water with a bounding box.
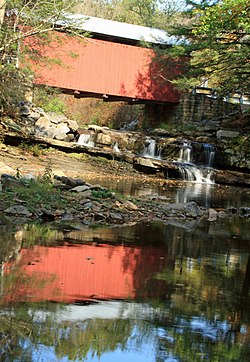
[113,142,120,153]
[204,143,215,168]
[142,137,161,159]
[178,142,192,163]
[77,133,95,147]
[176,142,215,184]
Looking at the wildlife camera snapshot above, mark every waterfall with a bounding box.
[175,142,215,184]
[204,143,215,168]
[78,133,95,147]
[178,142,192,163]
[113,142,120,153]
[177,164,214,184]
[142,138,161,159]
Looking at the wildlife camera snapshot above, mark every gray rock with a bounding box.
[79,190,92,197]
[208,208,217,221]
[28,112,41,121]
[108,212,124,222]
[226,207,238,214]
[1,173,17,181]
[239,207,250,217]
[121,200,138,210]
[36,127,57,139]
[216,130,240,139]
[1,177,21,190]
[2,119,22,132]
[35,116,63,138]
[67,119,79,131]
[90,184,108,191]
[134,157,159,169]
[80,201,92,209]
[47,112,68,124]
[40,208,55,216]
[46,128,59,139]
[96,133,112,146]
[65,134,75,142]
[54,132,67,141]
[163,201,203,218]
[79,198,91,205]
[54,123,71,141]
[54,176,86,187]
[218,211,227,218]
[4,205,32,217]
[35,116,51,128]
[56,123,70,134]
[21,173,36,180]
[70,185,90,192]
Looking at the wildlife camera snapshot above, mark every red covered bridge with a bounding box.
[25,15,181,104]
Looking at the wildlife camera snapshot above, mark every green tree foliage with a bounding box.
[113,0,177,27]
[166,0,250,94]
[0,0,80,112]
[74,0,184,28]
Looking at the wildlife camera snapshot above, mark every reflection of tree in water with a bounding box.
[121,244,169,299]
[120,222,172,300]
[0,302,58,361]
[153,250,250,360]
[0,302,156,361]
[0,313,32,361]
[1,297,249,361]
[120,221,250,360]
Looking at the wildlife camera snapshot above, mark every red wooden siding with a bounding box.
[25,32,180,103]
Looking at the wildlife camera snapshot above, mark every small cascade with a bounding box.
[113,142,120,153]
[175,142,215,184]
[77,133,95,147]
[177,164,214,184]
[142,138,161,159]
[204,143,215,168]
[178,142,192,163]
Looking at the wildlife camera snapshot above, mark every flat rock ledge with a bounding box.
[0,174,249,226]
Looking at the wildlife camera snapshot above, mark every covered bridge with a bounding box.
[26,14,181,104]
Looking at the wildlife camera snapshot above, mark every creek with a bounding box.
[0,177,250,361]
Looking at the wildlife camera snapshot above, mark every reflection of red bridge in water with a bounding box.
[4,243,168,304]
[26,16,181,104]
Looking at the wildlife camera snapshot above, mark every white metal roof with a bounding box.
[57,13,177,45]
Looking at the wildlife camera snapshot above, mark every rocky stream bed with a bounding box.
[0,144,250,228]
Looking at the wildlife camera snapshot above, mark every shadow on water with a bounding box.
[0,214,250,361]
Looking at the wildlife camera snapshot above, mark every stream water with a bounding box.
[0,179,250,361]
